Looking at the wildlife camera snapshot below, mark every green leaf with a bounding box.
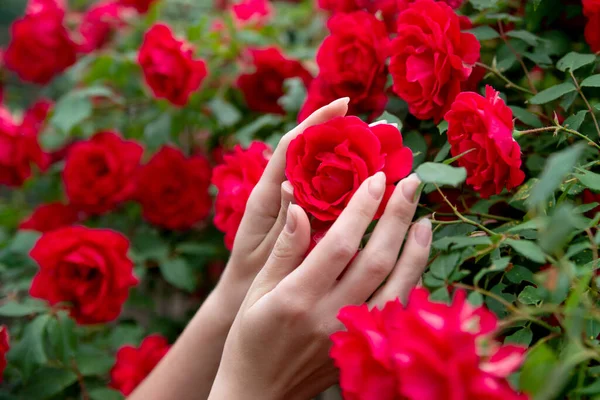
[159,257,196,292]
[527,143,585,207]
[518,285,544,305]
[506,265,535,284]
[19,367,78,399]
[466,26,500,41]
[415,163,466,188]
[429,286,451,303]
[50,86,114,135]
[556,52,597,72]
[474,257,510,285]
[437,120,448,135]
[467,291,484,306]
[429,252,461,280]
[575,170,600,191]
[469,0,498,11]
[76,352,115,376]
[506,30,541,46]
[235,114,283,147]
[9,230,41,254]
[520,344,558,395]
[404,131,427,168]
[578,380,600,395]
[144,113,172,150]
[208,97,242,128]
[89,388,124,400]
[278,77,307,114]
[532,0,543,10]
[563,110,588,131]
[376,111,403,131]
[510,106,543,128]
[581,74,600,88]
[505,327,533,346]
[8,314,51,379]
[45,311,77,364]
[505,239,547,263]
[434,236,492,251]
[528,83,577,105]
[0,300,47,317]
[539,203,587,255]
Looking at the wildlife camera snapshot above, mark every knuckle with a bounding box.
[279,295,310,321]
[365,254,393,279]
[388,197,415,225]
[331,238,356,260]
[271,235,294,260]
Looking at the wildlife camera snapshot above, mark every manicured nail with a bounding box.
[286,204,297,234]
[331,97,350,105]
[402,173,421,203]
[414,218,432,247]
[282,181,293,196]
[368,172,386,200]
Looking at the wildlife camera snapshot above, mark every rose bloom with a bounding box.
[299,11,389,121]
[231,0,273,25]
[286,116,413,222]
[583,0,600,52]
[331,288,528,400]
[20,202,80,233]
[0,326,8,382]
[444,86,525,198]
[138,24,208,107]
[118,0,159,13]
[583,189,600,217]
[389,0,480,122]
[29,226,138,324]
[136,146,212,230]
[0,101,51,187]
[237,47,313,114]
[4,0,77,85]
[63,131,143,215]
[110,335,171,396]
[212,142,270,249]
[78,0,127,54]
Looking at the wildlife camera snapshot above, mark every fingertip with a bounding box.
[281,180,294,201]
[413,218,432,247]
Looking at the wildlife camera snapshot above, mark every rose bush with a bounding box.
[0,0,598,398]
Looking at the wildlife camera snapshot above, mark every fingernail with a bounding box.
[331,97,350,105]
[286,204,297,234]
[282,181,293,196]
[414,218,432,247]
[368,172,386,200]
[402,173,421,203]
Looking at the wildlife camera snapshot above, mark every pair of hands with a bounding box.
[209,100,432,399]
[129,98,431,400]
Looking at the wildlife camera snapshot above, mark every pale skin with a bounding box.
[129,98,432,400]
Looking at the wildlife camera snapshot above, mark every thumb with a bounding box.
[245,204,311,306]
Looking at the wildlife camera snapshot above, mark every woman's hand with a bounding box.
[209,171,432,400]
[128,98,349,400]
[215,96,351,315]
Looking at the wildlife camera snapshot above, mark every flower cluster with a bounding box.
[331,288,528,399]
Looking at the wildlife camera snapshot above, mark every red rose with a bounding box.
[29,226,138,324]
[583,0,600,52]
[138,24,208,107]
[583,189,600,217]
[299,11,389,122]
[20,202,80,232]
[444,86,525,198]
[136,146,212,230]
[63,131,143,215]
[212,142,270,249]
[78,0,127,54]
[231,0,273,25]
[317,0,361,12]
[118,0,159,13]
[0,326,8,383]
[331,288,528,400]
[110,334,170,396]
[4,0,77,85]
[286,116,413,222]
[389,0,480,122]
[0,101,50,187]
[237,47,313,114]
